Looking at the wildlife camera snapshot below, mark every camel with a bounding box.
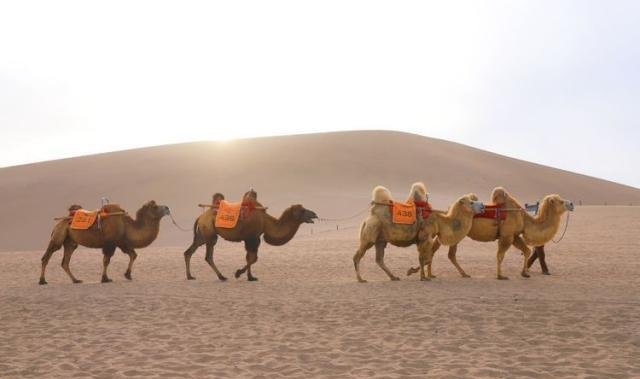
[353,183,484,282]
[408,188,573,279]
[183,190,317,281]
[39,200,170,285]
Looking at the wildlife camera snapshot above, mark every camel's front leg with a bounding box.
[119,246,138,280]
[375,240,399,281]
[101,244,116,283]
[61,240,82,283]
[512,235,531,278]
[235,238,260,281]
[496,237,514,280]
[447,244,470,278]
[427,238,442,279]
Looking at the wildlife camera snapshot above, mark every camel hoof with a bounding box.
[428,275,437,279]
[497,275,509,280]
[101,277,113,283]
[462,274,471,278]
[234,270,243,279]
[542,271,551,275]
[187,276,196,280]
[73,279,83,284]
[420,277,431,282]
[390,276,400,281]
[218,276,228,282]
[124,272,132,280]
[248,276,258,282]
[521,272,530,278]
[406,267,418,276]
[39,279,48,285]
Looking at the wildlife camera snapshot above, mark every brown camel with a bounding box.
[183,190,317,281]
[353,184,484,282]
[408,189,573,279]
[39,201,170,285]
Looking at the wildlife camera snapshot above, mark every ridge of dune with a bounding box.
[1,130,639,252]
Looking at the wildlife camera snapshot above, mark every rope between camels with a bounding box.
[168,212,192,232]
[317,207,370,222]
[552,211,571,244]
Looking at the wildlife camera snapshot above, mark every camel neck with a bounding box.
[125,213,161,248]
[263,210,302,246]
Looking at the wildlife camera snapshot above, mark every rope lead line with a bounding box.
[552,211,571,244]
[317,207,370,222]
[168,212,192,232]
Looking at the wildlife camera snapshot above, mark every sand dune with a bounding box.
[1,130,639,251]
[1,206,639,378]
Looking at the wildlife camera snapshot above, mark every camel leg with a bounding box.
[512,235,531,278]
[375,240,399,281]
[527,247,539,269]
[427,239,442,278]
[537,245,550,275]
[61,240,82,284]
[101,244,116,283]
[119,246,138,280]
[416,239,434,281]
[353,241,374,283]
[183,228,207,280]
[235,238,260,281]
[447,244,470,278]
[496,237,514,280]
[204,239,227,281]
[39,240,63,285]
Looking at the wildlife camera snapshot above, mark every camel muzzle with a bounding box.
[565,201,575,212]
[471,201,485,215]
[304,210,318,224]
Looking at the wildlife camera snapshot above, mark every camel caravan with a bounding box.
[39,184,573,285]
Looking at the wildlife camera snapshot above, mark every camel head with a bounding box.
[491,187,509,205]
[284,204,318,224]
[138,200,171,221]
[454,194,485,215]
[540,194,574,215]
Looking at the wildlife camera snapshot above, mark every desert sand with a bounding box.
[1,205,639,379]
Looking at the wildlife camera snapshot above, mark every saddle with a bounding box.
[214,200,256,229]
[474,203,507,221]
[390,200,432,225]
[69,208,110,230]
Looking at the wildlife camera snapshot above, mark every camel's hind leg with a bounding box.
[375,241,399,281]
[61,240,82,284]
[416,239,435,281]
[101,244,116,283]
[353,241,374,283]
[120,246,138,280]
[496,237,514,280]
[39,240,63,285]
[183,225,207,280]
[512,235,531,278]
[204,238,227,281]
[235,237,260,281]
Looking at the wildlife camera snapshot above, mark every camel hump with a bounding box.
[491,187,508,204]
[102,204,125,213]
[407,182,427,203]
[68,204,83,212]
[372,186,392,203]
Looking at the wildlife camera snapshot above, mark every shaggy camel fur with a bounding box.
[183,190,317,281]
[39,201,170,285]
[352,183,428,282]
[409,189,573,279]
[353,183,484,282]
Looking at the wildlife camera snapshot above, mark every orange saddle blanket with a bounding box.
[474,204,507,221]
[69,209,108,230]
[214,201,243,229]
[392,202,417,225]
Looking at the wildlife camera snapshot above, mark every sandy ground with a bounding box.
[1,205,639,379]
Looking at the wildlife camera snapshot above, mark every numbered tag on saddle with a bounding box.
[215,201,242,229]
[392,202,416,225]
[70,209,109,230]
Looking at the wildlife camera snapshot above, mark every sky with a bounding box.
[1,0,639,187]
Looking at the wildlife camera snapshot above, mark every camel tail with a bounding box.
[372,186,392,203]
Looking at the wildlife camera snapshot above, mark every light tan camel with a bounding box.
[408,189,573,279]
[183,190,317,281]
[39,201,170,285]
[353,183,484,282]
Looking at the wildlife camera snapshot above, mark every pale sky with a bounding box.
[1,1,639,187]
